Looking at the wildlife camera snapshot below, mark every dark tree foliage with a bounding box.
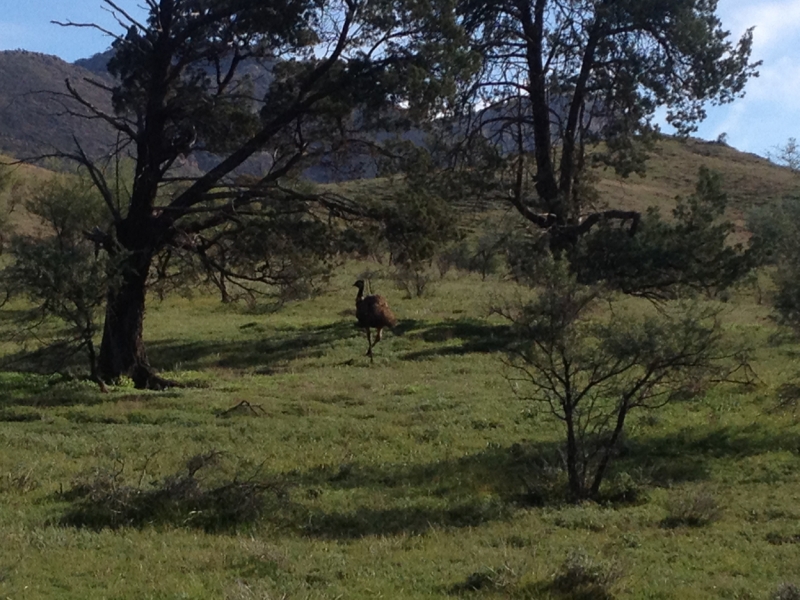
[384,186,460,296]
[570,167,754,300]
[2,178,110,379]
[748,195,800,331]
[50,0,472,387]
[384,189,460,268]
[447,0,759,256]
[194,207,340,304]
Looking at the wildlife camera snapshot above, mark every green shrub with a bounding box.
[772,583,800,600]
[661,488,721,528]
[551,550,621,599]
[450,565,515,594]
[59,451,284,532]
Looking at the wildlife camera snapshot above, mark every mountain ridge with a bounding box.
[0,50,117,160]
[0,49,797,212]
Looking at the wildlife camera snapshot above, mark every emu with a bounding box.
[353,279,397,361]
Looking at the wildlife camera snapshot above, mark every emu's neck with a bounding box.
[355,286,364,302]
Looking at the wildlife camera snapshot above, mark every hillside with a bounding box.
[1,50,797,218]
[0,50,276,176]
[4,136,799,240]
[599,137,800,211]
[0,51,117,159]
[593,137,800,240]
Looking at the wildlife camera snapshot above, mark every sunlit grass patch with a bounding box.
[0,264,797,598]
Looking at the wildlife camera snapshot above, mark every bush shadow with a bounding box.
[51,423,797,536]
[302,499,514,539]
[282,423,800,539]
[0,372,105,409]
[146,320,357,372]
[0,339,88,376]
[401,318,515,360]
[146,318,442,372]
[0,316,505,380]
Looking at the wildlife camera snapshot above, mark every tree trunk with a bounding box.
[97,251,169,389]
[589,404,630,498]
[565,413,584,501]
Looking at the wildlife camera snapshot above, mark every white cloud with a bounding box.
[748,56,800,107]
[718,0,800,57]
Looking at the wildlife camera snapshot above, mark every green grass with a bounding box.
[1,139,800,598]
[0,266,799,599]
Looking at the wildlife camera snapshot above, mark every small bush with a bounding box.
[1,466,39,494]
[773,382,800,413]
[551,550,621,599]
[59,451,284,532]
[661,489,721,528]
[772,583,800,600]
[394,263,436,297]
[439,233,508,279]
[450,565,515,594]
[765,532,800,546]
[504,230,550,285]
[0,408,42,422]
[602,472,647,505]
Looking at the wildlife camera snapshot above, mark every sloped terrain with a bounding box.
[0,51,117,160]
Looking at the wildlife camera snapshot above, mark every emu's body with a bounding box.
[354,280,397,361]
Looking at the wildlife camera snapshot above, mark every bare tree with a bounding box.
[502,258,751,500]
[768,138,800,173]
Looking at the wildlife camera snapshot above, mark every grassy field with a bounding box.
[1,139,800,599]
[0,261,799,599]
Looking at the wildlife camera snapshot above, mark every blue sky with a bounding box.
[1,1,797,157]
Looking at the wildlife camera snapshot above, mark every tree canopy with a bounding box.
[446,0,759,247]
[51,0,473,387]
[29,0,761,387]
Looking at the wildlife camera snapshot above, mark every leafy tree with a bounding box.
[384,185,460,296]
[0,166,17,253]
[502,258,748,500]
[447,0,759,267]
[1,177,110,380]
[571,167,753,299]
[747,195,800,330]
[49,0,471,387]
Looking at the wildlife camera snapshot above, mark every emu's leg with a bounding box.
[375,327,383,343]
[365,328,373,358]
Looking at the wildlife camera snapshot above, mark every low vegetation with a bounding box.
[0,2,797,591]
[0,253,799,598]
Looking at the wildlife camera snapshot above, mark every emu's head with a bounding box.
[353,280,365,293]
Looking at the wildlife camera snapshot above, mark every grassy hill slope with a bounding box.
[0,265,797,599]
[597,138,799,231]
[0,132,799,597]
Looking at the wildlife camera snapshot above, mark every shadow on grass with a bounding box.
[303,499,514,539]
[0,372,105,409]
[0,317,510,384]
[146,320,360,372]
[52,422,798,536]
[282,423,800,539]
[401,318,515,360]
[146,317,508,371]
[0,339,88,377]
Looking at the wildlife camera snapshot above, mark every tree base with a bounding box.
[130,364,181,390]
